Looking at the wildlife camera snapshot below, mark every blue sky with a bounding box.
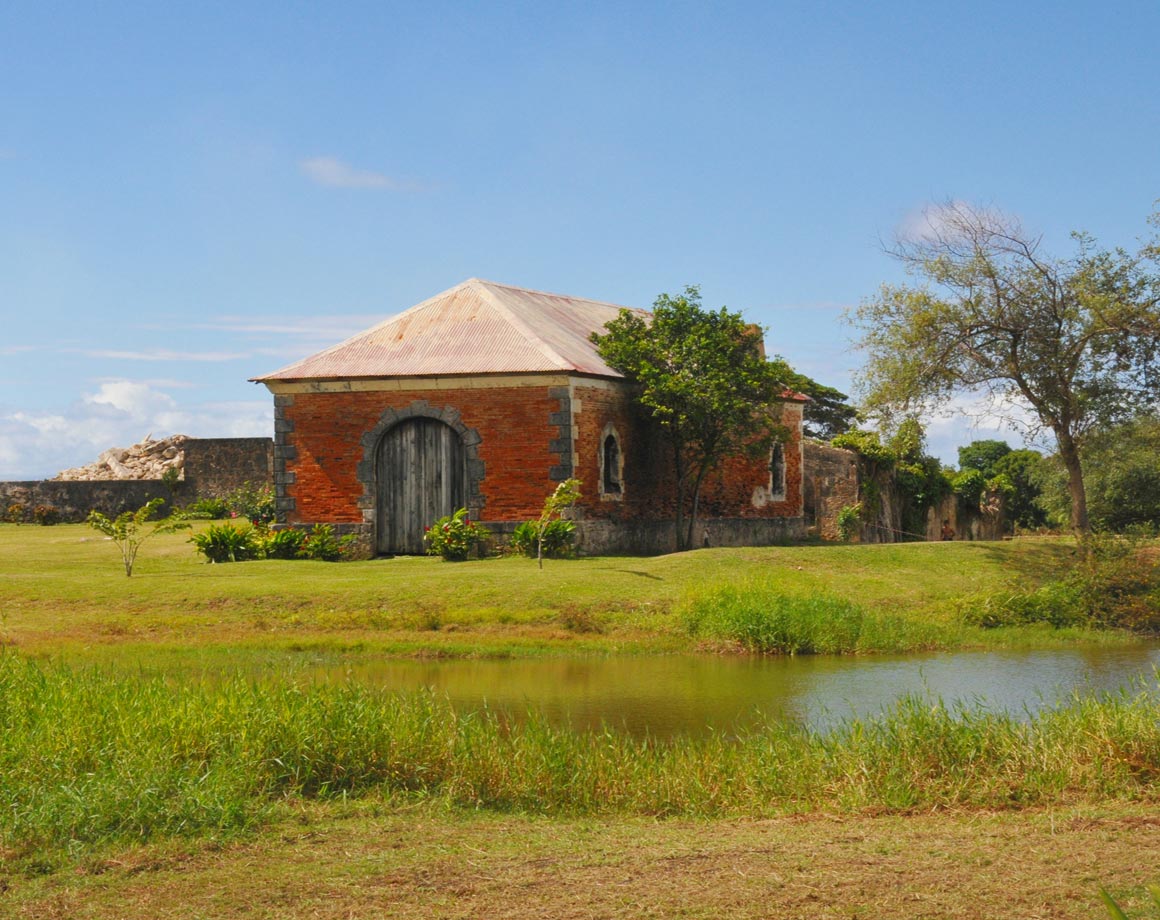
[1,1,1157,478]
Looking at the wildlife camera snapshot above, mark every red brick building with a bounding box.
[253,279,805,555]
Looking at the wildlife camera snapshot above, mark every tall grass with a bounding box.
[3,653,1159,868]
[682,579,955,653]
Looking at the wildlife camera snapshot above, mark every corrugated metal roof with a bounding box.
[253,278,648,382]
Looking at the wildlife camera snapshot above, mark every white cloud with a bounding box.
[0,380,271,480]
[300,156,410,190]
[922,393,1046,466]
[78,347,250,362]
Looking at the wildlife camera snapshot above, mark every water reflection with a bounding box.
[302,645,1160,739]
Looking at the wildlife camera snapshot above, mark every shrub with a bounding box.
[423,508,489,561]
[184,497,230,519]
[190,523,264,563]
[32,505,61,526]
[952,468,987,507]
[836,504,861,542]
[510,519,576,558]
[4,503,26,524]
[225,482,276,525]
[299,524,354,562]
[264,527,307,560]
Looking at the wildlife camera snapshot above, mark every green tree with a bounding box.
[87,498,190,576]
[991,449,1047,530]
[592,286,785,551]
[1037,413,1160,532]
[852,202,1160,536]
[769,361,858,439]
[957,439,1012,476]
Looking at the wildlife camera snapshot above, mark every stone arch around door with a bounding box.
[356,402,484,555]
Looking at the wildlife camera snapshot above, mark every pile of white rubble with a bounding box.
[53,434,188,481]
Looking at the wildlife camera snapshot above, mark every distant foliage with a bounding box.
[423,508,489,561]
[4,503,27,524]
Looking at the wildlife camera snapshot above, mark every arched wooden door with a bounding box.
[376,418,466,554]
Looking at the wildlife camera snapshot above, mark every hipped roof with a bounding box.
[253,278,648,382]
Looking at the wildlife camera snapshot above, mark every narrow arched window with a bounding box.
[603,433,622,494]
[769,442,786,501]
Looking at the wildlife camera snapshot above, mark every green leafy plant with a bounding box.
[299,524,355,562]
[423,508,489,561]
[4,503,27,524]
[836,504,861,542]
[190,523,264,564]
[87,498,190,576]
[264,527,307,560]
[510,518,576,559]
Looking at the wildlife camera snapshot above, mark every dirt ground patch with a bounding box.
[5,804,1158,919]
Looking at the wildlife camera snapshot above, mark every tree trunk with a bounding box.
[685,463,711,551]
[1056,430,1090,537]
[673,444,688,551]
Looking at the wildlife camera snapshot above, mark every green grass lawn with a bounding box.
[0,522,1107,665]
[2,523,1158,916]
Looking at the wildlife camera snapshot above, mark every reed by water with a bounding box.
[2,652,1159,867]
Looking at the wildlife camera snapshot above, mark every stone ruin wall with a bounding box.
[0,437,273,523]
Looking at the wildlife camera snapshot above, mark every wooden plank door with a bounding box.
[376,418,466,554]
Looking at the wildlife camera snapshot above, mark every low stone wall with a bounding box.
[0,479,171,523]
[0,438,273,523]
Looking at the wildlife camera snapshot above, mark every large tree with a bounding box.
[592,286,785,551]
[851,202,1160,535]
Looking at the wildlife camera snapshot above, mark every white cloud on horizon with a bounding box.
[0,380,271,480]
[300,156,413,190]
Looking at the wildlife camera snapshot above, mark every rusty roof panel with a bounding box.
[253,279,646,382]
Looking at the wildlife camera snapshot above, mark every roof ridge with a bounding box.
[469,280,574,371]
[468,278,649,315]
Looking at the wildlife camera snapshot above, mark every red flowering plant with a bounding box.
[423,508,489,561]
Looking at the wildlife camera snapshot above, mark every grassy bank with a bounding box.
[0,523,1128,661]
[3,653,1159,870]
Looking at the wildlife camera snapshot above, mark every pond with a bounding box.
[302,644,1160,738]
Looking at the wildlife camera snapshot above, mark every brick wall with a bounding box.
[269,376,806,553]
[275,384,563,524]
[572,384,804,523]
